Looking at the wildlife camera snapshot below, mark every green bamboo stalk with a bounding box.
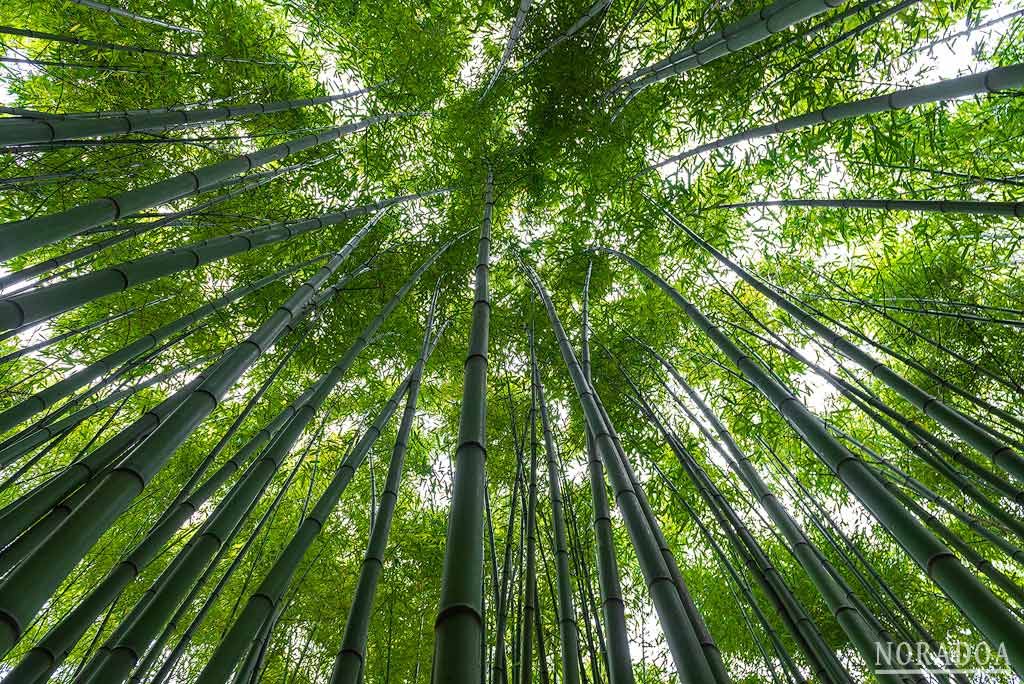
[0,356,218,573]
[81,393,322,683]
[434,169,493,684]
[0,95,229,120]
[65,0,201,33]
[883,480,1024,609]
[518,326,541,684]
[0,25,296,66]
[0,113,409,260]
[580,264,635,684]
[194,368,419,682]
[825,286,1024,397]
[590,385,731,684]
[764,442,965,684]
[762,0,920,91]
[517,257,717,684]
[0,255,324,435]
[866,448,1024,569]
[329,288,441,684]
[710,197,1024,218]
[630,395,851,684]
[726,315,1024,504]
[612,0,844,99]
[645,457,805,684]
[800,298,1024,442]
[0,189,442,332]
[0,258,358,538]
[145,436,325,684]
[534,349,583,684]
[0,366,213,551]
[0,351,212,469]
[0,155,333,291]
[647,63,1024,172]
[81,231,446,684]
[491,380,524,684]
[561,477,604,684]
[0,367,312,684]
[0,326,197,449]
[0,298,161,365]
[511,482,527,684]
[192,235,455,682]
[659,207,1024,484]
[593,245,1024,676]
[0,210,382,657]
[0,89,372,146]
[481,0,533,98]
[648,348,902,681]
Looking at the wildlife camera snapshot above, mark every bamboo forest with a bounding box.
[1,0,1024,682]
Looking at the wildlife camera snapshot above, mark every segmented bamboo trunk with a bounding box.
[0,157,328,291]
[799,350,1024,548]
[87,317,430,683]
[0,189,444,332]
[534,342,583,684]
[656,463,805,683]
[645,350,902,680]
[518,345,540,684]
[194,236,455,682]
[0,87,370,146]
[0,113,410,260]
[491,387,524,684]
[595,245,1024,677]
[66,0,200,32]
[330,288,441,684]
[0,351,211,469]
[0,212,383,657]
[0,254,357,551]
[0,256,322,435]
[593,388,732,684]
[0,298,155,364]
[0,25,296,66]
[733,317,1024,505]
[194,368,421,681]
[482,0,533,97]
[612,0,844,99]
[658,208,1024,485]
[648,63,1024,171]
[711,197,1024,217]
[433,169,493,684]
[634,396,851,684]
[580,264,634,684]
[518,258,717,684]
[0,366,213,551]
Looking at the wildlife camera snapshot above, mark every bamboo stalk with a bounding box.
[659,206,1024,484]
[580,263,635,684]
[0,189,443,332]
[0,113,410,260]
[330,287,442,684]
[0,88,372,147]
[709,197,1024,218]
[646,63,1024,172]
[0,210,383,657]
[434,169,494,684]
[534,345,583,684]
[593,245,1024,676]
[518,257,718,684]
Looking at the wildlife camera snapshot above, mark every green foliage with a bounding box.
[0,0,1022,681]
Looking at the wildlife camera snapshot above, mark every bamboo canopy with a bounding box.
[1,0,1023,682]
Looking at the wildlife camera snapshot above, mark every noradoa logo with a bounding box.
[876,641,1011,676]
